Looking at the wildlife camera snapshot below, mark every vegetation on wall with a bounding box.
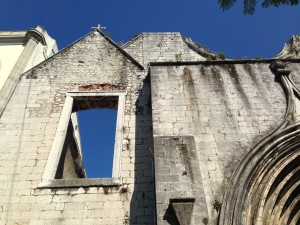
[219,0,299,14]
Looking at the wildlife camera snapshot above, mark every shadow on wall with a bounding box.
[130,74,156,224]
[163,204,180,225]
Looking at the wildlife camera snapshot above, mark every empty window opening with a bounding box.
[78,109,117,178]
[55,96,119,179]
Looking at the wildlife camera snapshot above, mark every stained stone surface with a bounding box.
[0,28,299,225]
[150,62,287,224]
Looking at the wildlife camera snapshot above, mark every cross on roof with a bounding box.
[91,24,106,31]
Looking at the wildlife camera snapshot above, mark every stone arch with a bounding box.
[220,124,300,225]
[219,61,300,225]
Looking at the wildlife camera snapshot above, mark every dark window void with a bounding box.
[55,96,118,179]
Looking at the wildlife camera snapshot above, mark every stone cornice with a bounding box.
[25,29,47,45]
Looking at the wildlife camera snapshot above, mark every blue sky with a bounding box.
[1,0,300,58]
[77,109,117,178]
[1,0,300,177]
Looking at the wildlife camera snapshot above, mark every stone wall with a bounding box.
[150,62,287,224]
[1,27,299,225]
[0,29,211,225]
[0,30,154,225]
[123,33,206,66]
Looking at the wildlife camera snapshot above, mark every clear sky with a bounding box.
[77,109,117,178]
[1,0,300,58]
[1,0,300,177]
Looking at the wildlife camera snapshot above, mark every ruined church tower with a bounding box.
[0,27,300,225]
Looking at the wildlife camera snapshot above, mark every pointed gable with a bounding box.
[23,30,143,84]
[123,32,219,66]
[6,30,147,121]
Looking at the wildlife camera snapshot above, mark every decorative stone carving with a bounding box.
[183,37,219,60]
[270,60,290,77]
[276,35,300,59]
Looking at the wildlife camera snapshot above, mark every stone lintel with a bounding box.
[170,198,195,225]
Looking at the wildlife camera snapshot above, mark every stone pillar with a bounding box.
[154,136,208,225]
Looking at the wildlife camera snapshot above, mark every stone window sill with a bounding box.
[37,178,121,188]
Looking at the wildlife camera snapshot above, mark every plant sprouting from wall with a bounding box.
[117,41,124,47]
[217,52,226,60]
[213,200,222,212]
[175,52,182,61]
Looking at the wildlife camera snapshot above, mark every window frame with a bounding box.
[38,91,126,188]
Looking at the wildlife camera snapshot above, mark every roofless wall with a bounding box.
[0,27,300,225]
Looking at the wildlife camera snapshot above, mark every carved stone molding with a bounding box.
[25,28,47,45]
[219,62,300,225]
[276,35,300,59]
[219,123,300,225]
[270,61,291,77]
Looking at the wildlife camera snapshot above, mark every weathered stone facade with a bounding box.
[1,28,300,225]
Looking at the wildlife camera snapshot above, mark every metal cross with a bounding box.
[91,24,106,31]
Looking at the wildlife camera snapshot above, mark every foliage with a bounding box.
[206,55,216,61]
[217,52,226,60]
[117,41,124,46]
[219,0,299,14]
[213,200,222,212]
[194,42,213,53]
[191,40,226,60]
[175,52,182,61]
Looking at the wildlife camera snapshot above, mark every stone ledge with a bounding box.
[37,178,122,189]
[149,58,300,67]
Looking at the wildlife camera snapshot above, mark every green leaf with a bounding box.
[219,0,238,11]
[220,0,299,14]
[244,0,257,14]
[262,0,273,7]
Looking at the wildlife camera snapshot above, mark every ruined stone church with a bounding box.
[1,26,300,225]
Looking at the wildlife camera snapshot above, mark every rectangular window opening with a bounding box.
[78,108,117,178]
[55,95,120,179]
